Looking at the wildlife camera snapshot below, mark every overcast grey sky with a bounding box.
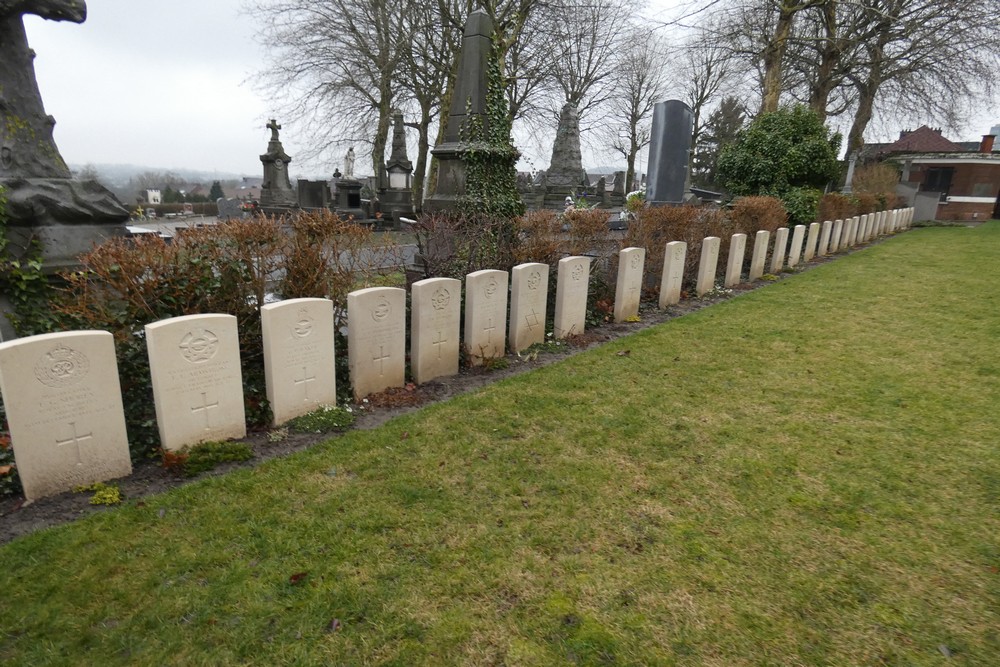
[22,1,999,180]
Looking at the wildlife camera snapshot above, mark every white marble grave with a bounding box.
[748,230,770,281]
[510,263,549,353]
[146,314,246,451]
[787,225,806,267]
[411,278,461,384]
[0,331,132,501]
[614,248,645,322]
[818,220,832,256]
[347,287,406,400]
[770,227,789,274]
[804,222,820,261]
[465,269,509,364]
[554,256,591,338]
[658,241,686,308]
[831,219,844,252]
[724,233,746,288]
[696,236,721,297]
[261,298,336,426]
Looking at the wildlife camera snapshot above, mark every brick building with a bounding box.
[863,126,1000,221]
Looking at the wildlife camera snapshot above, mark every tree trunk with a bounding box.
[411,106,431,212]
[808,1,839,120]
[760,3,801,113]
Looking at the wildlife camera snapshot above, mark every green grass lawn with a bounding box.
[2,223,999,666]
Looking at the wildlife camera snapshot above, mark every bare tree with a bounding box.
[248,0,414,175]
[602,27,669,192]
[679,26,738,152]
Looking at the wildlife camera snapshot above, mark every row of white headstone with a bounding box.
[0,208,914,501]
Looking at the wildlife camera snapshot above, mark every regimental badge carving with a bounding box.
[484,277,498,298]
[630,254,641,270]
[527,270,542,291]
[431,287,451,310]
[571,263,585,281]
[179,329,219,364]
[674,247,684,261]
[293,308,314,338]
[371,296,391,322]
[34,344,89,387]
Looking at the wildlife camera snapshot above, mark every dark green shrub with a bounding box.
[781,187,822,226]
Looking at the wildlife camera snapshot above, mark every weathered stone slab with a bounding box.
[554,256,591,338]
[804,222,820,261]
[146,314,246,451]
[465,270,509,363]
[787,225,806,267]
[510,263,549,353]
[0,331,132,501]
[748,230,769,281]
[347,287,406,400]
[411,278,461,384]
[724,234,747,287]
[261,298,336,426]
[614,248,645,321]
[770,227,789,273]
[696,236,721,296]
[659,241,686,308]
[831,219,844,252]
[818,221,832,256]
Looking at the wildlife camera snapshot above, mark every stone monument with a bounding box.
[0,1,128,273]
[646,100,696,206]
[380,110,414,222]
[259,119,296,209]
[545,104,588,191]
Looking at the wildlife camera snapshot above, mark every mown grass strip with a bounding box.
[1,223,998,665]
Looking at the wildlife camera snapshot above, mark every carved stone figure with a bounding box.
[344,147,356,179]
[0,0,128,272]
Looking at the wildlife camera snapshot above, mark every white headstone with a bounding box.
[818,220,832,256]
[554,256,591,338]
[770,227,789,273]
[347,287,406,400]
[0,331,132,501]
[804,222,820,261]
[510,263,549,353]
[696,236,721,297]
[261,298,336,426]
[614,248,645,322]
[831,219,844,252]
[748,230,770,281]
[465,270,509,364]
[787,225,806,267]
[658,241,686,308]
[724,233,747,287]
[146,314,246,451]
[411,278,461,384]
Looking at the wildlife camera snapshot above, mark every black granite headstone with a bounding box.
[646,100,694,205]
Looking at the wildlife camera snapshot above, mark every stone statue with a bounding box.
[0,0,128,271]
[344,147,355,179]
[267,118,281,143]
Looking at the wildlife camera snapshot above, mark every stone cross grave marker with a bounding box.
[659,241,686,308]
[411,278,461,384]
[217,197,243,220]
[510,263,549,353]
[614,248,645,322]
[724,234,747,288]
[748,230,770,281]
[465,270,509,365]
[804,222,820,261]
[146,314,246,451]
[0,331,132,501]
[554,256,591,338]
[261,298,336,426]
[696,236,721,297]
[818,220,832,256]
[788,225,806,267]
[347,287,406,400]
[770,227,789,274]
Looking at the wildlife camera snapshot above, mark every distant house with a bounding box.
[863,126,1000,221]
[146,189,162,204]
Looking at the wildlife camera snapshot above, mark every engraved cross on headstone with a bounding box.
[373,346,390,376]
[432,331,448,359]
[525,310,541,331]
[484,318,496,344]
[294,366,316,401]
[55,422,93,466]
[191,392,220,429]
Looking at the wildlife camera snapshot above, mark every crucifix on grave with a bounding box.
[294,366,316,401]
[55,421,93,466]
[191,392,220,430]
